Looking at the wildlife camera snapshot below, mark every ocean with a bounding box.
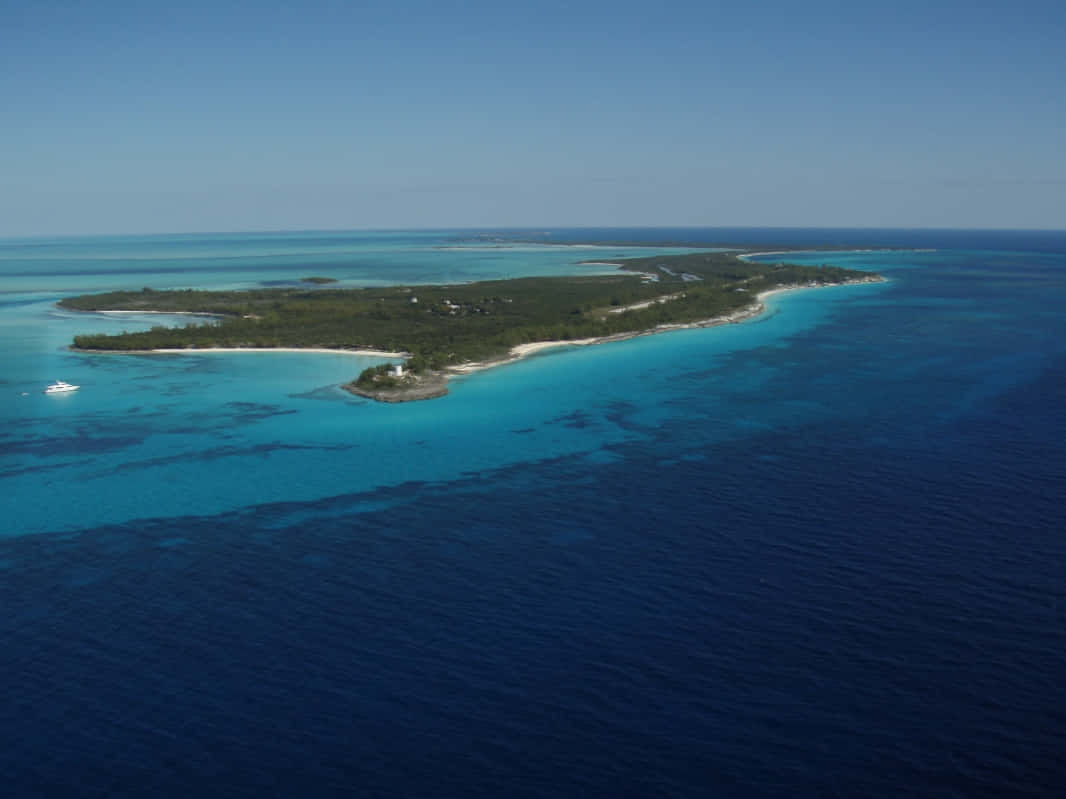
[1,228,1064,797]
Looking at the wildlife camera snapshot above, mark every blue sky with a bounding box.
[2,0,1064,234]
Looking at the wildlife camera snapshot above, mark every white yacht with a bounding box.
[44,380,80,394]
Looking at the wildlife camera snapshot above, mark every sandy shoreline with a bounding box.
[86,279,879,374]
[73,277,883,401]
[447,308,755,375]
[447,277,883,377]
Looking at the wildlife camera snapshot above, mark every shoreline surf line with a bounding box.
[447,276,884,376]
[69,277,884,400]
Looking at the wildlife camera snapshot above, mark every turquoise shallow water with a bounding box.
[0,232,882,536]
[2,229,1064,797]
[0,230,708,294]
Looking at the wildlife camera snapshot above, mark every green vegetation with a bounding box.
[61,252,878,371]
[347,362,449,402]
[355,363,402,389]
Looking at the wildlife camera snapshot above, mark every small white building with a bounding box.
[391,364,405,377]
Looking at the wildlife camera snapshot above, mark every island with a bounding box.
[59,251,884,402]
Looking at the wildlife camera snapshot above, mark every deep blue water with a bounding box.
[1,229,1064,797]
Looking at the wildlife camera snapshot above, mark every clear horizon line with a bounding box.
[2,223,1064,242]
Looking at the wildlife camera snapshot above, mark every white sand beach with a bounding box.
[76,278,882,393]
[448,277,883,377]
